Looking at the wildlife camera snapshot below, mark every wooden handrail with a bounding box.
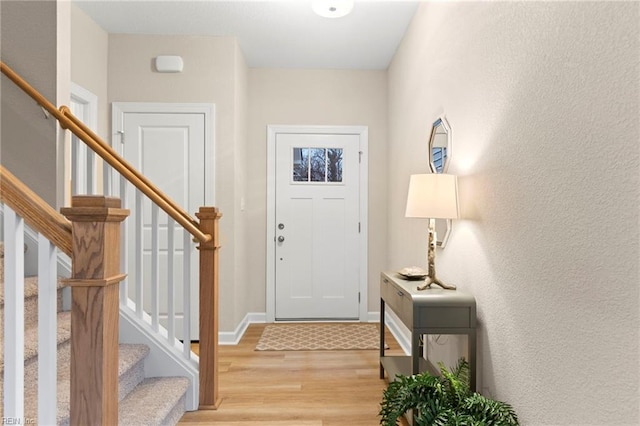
[0,61,211,244]
[0,165,72,256]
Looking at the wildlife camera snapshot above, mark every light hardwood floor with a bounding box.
[179,323,408,426]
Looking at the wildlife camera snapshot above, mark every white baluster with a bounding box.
[102,159,112,196]
[135,190,144,318]
[87,149,96,194]
[167,218,176,343]
[120,180,129,306]
[3,207,24,419]
[151,204,160,332]
[72,137,80,195]
[183,231,191,358]
[38,234,57,424]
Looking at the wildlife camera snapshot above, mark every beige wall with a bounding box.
[107,34,247,331]
[247,68,388,314]
[70,3,108,140]
[388,1,639,423]
[1,0,64,206]
[74,31,388,329]
[233,43,250,327]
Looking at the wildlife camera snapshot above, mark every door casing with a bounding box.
[69,83,98,201]
[266,125,369,322]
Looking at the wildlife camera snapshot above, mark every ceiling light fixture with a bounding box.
[312,0,355,19]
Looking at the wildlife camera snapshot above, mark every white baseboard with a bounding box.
[367,311,380,322]
[219,312,266,345]
[380,310,411,355]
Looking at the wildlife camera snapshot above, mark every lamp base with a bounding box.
[416,219,456,291]
[417,275,456,291]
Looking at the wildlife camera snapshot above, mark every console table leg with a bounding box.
[469,332,477,392]
[380,299,385,379]
[412,332,421,375]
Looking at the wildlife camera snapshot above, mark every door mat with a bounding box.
[255,322,384,351]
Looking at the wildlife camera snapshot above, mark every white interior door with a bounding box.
[274,133,360,320]
[121,111,205,340]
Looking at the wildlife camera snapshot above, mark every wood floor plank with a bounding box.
[180,323,408,425]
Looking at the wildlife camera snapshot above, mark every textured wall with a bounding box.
[388,2,639,424]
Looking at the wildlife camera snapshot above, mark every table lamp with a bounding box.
[405,173,459,290]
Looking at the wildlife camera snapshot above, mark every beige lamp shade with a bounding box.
[405,173,459,219]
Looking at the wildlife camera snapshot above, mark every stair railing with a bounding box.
[1,165,72,425]
[1,60,221,419]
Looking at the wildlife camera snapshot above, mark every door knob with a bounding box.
[277,236,285,243]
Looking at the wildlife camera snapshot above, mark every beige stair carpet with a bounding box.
[255,322,383,351]
[0,241,189,425]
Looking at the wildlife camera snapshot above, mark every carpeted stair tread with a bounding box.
[0,276,40,306]
[1,240,188,425]
[0,276,66,306]
[118,376,190,426]
[118,343,150,376]
[54,344,151,426]
[0,310,71,374]
[117,343,151,403]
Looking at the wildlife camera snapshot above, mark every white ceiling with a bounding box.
[73,0,420,70]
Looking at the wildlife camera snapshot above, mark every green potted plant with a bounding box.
[380,358,519,425]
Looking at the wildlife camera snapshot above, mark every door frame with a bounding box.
[69,82,98,200]
[111,102,216,205]
[266,125,369,322]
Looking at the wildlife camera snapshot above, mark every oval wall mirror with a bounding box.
[428,116,453,247]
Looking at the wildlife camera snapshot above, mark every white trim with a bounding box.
[3,207,25,419]
[111,102,216,205]
[384,310,411,356]
[219,312,267,345]
[367,311,411,355]
[70,83,99,195]
[70,83,98,131]
[358,128,369,321]
[37,236,58,424]
[266,125,369,323]
[119,306,199,411]
[367,311,381,323]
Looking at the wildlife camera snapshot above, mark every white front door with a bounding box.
[274,132,361,320]
[115,105,210,340]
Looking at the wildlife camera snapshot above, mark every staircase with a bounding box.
[1,61,222,421]
[0,242,190,425]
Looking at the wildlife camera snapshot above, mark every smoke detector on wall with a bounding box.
[154,55,184,73]
[312,0,355,18]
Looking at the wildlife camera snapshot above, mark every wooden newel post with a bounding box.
[196,206,222,410]
[61,196,129,426]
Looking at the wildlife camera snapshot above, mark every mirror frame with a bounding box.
[428,115,452,247]
[428,116,451,174]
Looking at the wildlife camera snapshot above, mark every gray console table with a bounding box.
[379,271,477,391]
